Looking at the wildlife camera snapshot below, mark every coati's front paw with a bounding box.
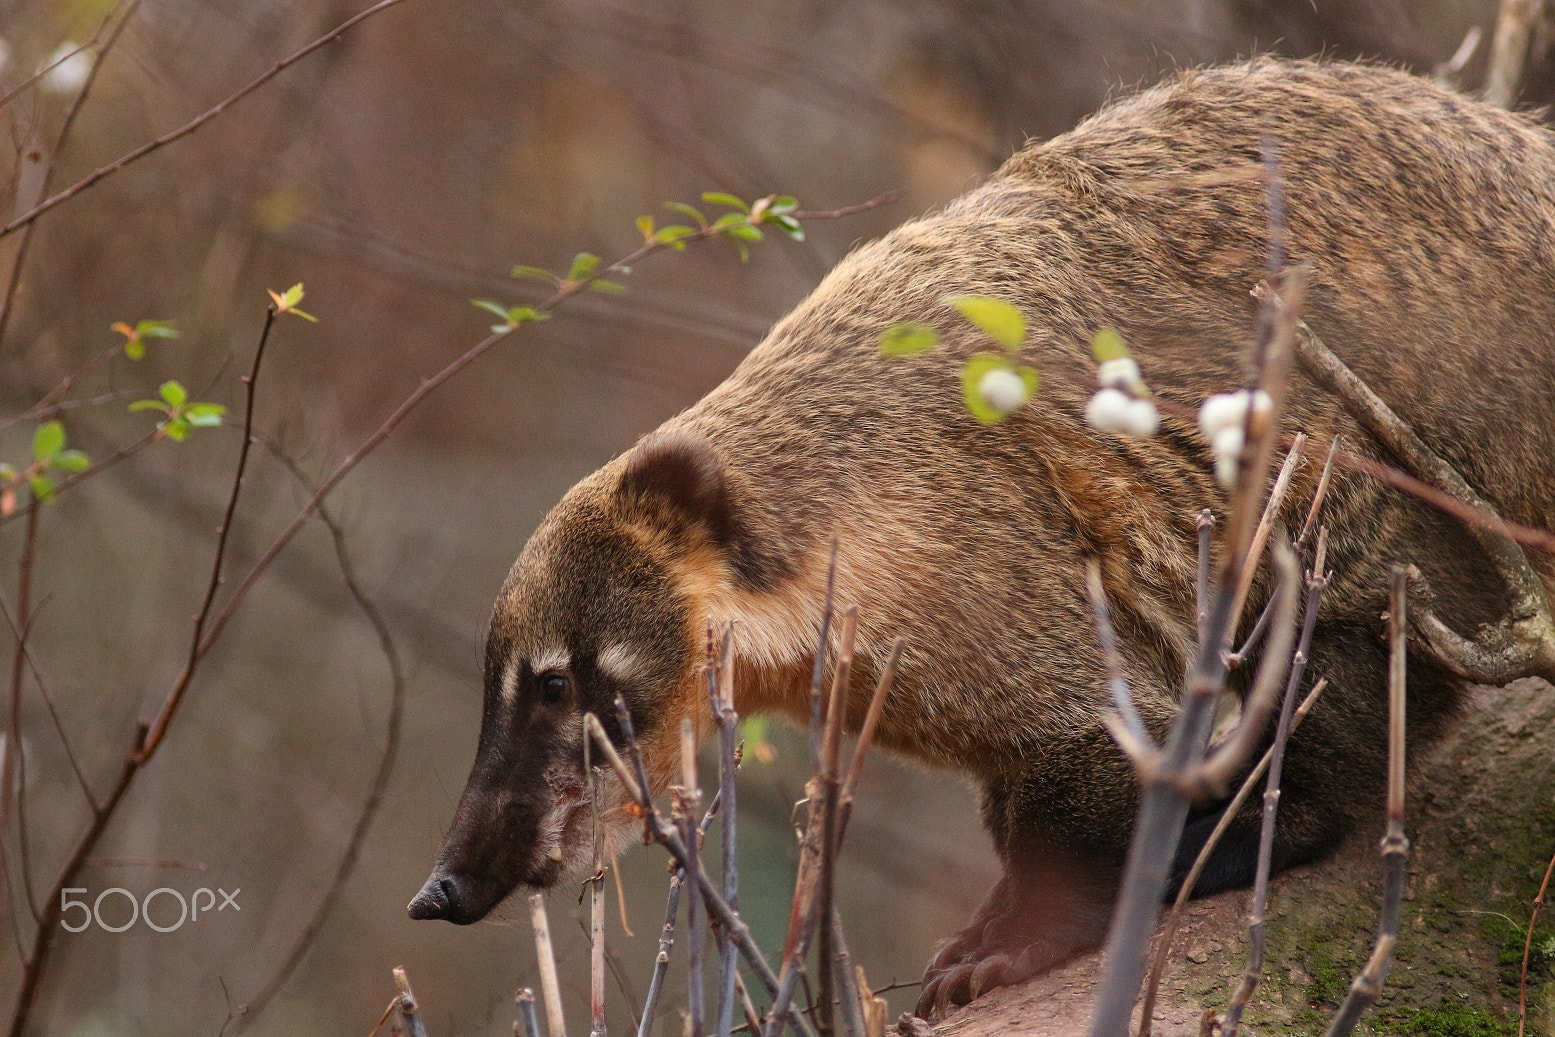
[914,862,1117,1019]
[916,927,1043,1019]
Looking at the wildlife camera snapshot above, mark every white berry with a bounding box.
[1121,397,1160,436]
[1097,357,1143,392]
[1085,388,1133,432]
[1198,389,1272,440]
[978,367,1030,415]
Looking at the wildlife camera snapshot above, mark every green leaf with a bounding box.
[278,283,305,309]
[1091,328,1130,363]
[28,474,54,503]
[960,353,1015,425]
[1015,363,1040,397]
[159,381,188,408]
[473,299,513,321]
[653,225,695,248]
[663,201,707,228]
[137,319,179,340]
[287,307,318,323]
[774,214,805,241]
[507,306,547,325]
[186,403,226,426]
[511,265,558,284]
[163,421,188,442]
[769,196,799,215]
[946,295,1026,351]
[701,191,748,212]
[589,280,626,294]
[128,399,167,413]
[568,252,601,282]
[724,222,764,243]
[0,462,15,480]
[635,215,655,240]
[32,421,64,463]
[51,448,91,473]
[880,322,940,357]
[124,339,145,361]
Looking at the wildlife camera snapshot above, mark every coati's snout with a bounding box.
[411,433,785,924]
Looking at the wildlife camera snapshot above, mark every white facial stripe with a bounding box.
[499,657,520,705]
[596,643,645,682]
[531,648,571,675]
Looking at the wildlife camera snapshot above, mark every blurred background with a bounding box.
[0,0,1546,1033]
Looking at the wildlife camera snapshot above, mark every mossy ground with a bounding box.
[1157,679,1555,1036]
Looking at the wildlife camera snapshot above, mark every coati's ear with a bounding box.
[615,432,787,589]
[618,432,741,551]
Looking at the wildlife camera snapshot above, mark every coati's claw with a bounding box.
[916,941,1042,1018]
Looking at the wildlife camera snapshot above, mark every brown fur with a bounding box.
[411,58,1555,1013]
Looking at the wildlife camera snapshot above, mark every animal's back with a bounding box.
[682,60,1555,532]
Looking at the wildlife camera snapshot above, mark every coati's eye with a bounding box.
[540,672,569,704]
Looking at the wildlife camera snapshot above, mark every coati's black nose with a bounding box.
[408,873,476,924]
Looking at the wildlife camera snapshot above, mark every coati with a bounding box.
[409,59,1555,1015]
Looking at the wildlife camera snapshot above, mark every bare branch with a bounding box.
[1220,535,1329,1036]
[1519,847,1555,1037]
[1086,560,1150,744]
[1137,677,1328,1036]
[0,0,140,351]
[1271,288,1555,684]
[1323,568,1412,1036]
[391,967,430,1037]
[1484,0,1549,108]
[0,0,419,243]
[529,894,568,1037]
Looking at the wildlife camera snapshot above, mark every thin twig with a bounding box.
[0,586,97,809]
[1137,677,1329,1037]
[0,0,419,243]
[1221,535,1329,1036]
[1226,436,1306,645]
[1484,0,1547,108]
[1296,436,1341,548]
[831,909,865,1037]
[136,306,279,761]
[0,0,140,352]
[530,894,567,1037]
[515,990,541,1037]
[680,712,704,1037]
[714,625,740,1037]
[814,610,858,1037]
[1197,542,1302,793]
[637,873,682,1037]
[591,764,607,1037]
[1087,232,1303,1037]
[1086,561,1149,743]
[3,502,41,925]
[0,430,160,529]
[808,537,840,766]
[1196,510,1215,641]
[1270,287,1555,684]
[1324,568,1411,1036]
[586,711,819,1037]
[366,998,398,1037]
[1519,847,1555,1037]
[838,637,904,838]
[392,967,430,1037]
